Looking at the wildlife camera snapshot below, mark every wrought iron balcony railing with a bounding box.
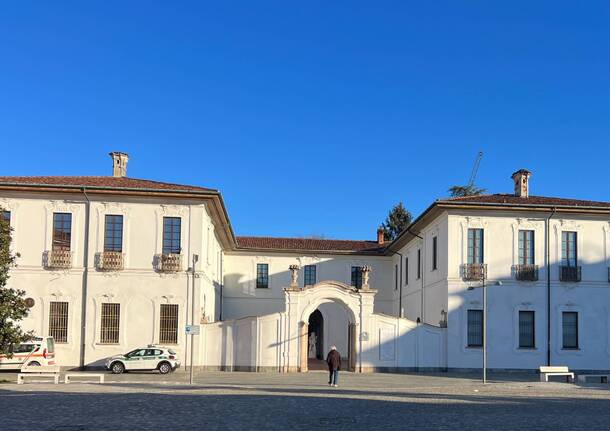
[560,265,581,282]
[44,250,72,270]
[96,251,124,271]
[155,253,182,273]
[461,263,487,281]
[513,264,539,282]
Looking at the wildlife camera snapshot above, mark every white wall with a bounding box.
[1,192,223,368]
[446,210,610,371]
[222,251,394,320]
[395,212,449,326]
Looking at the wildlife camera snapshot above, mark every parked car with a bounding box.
[0,336,56,370]
[105,345,180,374]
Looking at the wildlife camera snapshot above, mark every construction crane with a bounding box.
[448,151,484,197]
[468,151,484,187]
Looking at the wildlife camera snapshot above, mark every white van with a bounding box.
[0,336,56,370]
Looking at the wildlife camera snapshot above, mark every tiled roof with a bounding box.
[0,176,217,193]
[441,194,610,208]
[236,236,385,253]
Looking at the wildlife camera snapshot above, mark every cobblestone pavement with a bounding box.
[1,370,610,430]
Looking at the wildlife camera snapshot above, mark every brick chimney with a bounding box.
[377,227,385,245]
[109,152,129,178]
[511,169,532,198]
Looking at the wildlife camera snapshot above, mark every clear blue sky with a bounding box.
[1,2,609,240]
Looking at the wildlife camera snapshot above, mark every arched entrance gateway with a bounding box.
[283,265,376,373]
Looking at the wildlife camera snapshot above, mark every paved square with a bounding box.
[1,371,610,430]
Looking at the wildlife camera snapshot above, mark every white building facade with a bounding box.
[2,155,610,372]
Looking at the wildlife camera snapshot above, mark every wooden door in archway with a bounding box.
[347,323,357,371]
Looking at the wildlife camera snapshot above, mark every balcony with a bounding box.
[560,265,581,282]
[96,251,124,271]
[461,263,487,281]
[44,250,72,270]
[513,264,539,282]
[155,253,182,273]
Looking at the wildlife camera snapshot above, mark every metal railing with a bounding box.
[96,251,125,271]
[560,265,581,282]
[155,253,182,273]
[44,250,72,269]
[513,264,539,282]
[461,263,487,281]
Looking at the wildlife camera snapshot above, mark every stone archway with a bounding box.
[283,279,377,373]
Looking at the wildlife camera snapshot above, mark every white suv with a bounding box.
[105,346,180,374]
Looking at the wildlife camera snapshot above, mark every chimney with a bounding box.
[377,227,385,245]
[109,152,129,177]
[511,169,532,198]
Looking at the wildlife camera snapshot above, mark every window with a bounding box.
[351,266,363,289]
[562,232,577,267]
[48,302,69,343]
[467,229,484,264]
[518,230,535,265]
[256,263,269,289]
[467,309,483,347]
[405,257,409,285]
[518,311,535,348]
[104,215,124,252]
[100,303,120,344]
[162,217,181,254]
[432,236,438,270]
[394,264,398,290]
[562,311,578,349]
[52,213,72,251]
[417,249,421,279]
[304,265,316,286]
[159,304,179,344]
[1,210,10,226]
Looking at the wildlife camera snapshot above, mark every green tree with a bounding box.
[448,184,486,198]
[0,208,31,356]
[380,202,412,241]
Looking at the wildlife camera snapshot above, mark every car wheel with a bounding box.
[111,361,125,374]
[27,361,41,367]
[158,362,172,374]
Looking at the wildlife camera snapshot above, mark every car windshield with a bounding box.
[125,349,144,357]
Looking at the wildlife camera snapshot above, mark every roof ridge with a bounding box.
[236,235,376,243]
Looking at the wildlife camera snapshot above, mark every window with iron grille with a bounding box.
[304,265,316,286]
[256,263,269,288]
[159,304,179,344]
[162,217,181,254]
[518,230,535,265]
[518,311,535,348]
[100,303,120,344]
[104,214,124,252]
[52,213,72,251]
[432,236,438,270]
[562,311,578,349]
[351,266,363,289]
[467,309,483,347]
[417,249,421,279]
[562,232,577,267]
[467,229,484,264]
[1,210,10,226]
[48,302,69,343]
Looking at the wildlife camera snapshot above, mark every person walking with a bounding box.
[326,345,341,387]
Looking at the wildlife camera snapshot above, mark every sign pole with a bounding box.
[190,254,199,385]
